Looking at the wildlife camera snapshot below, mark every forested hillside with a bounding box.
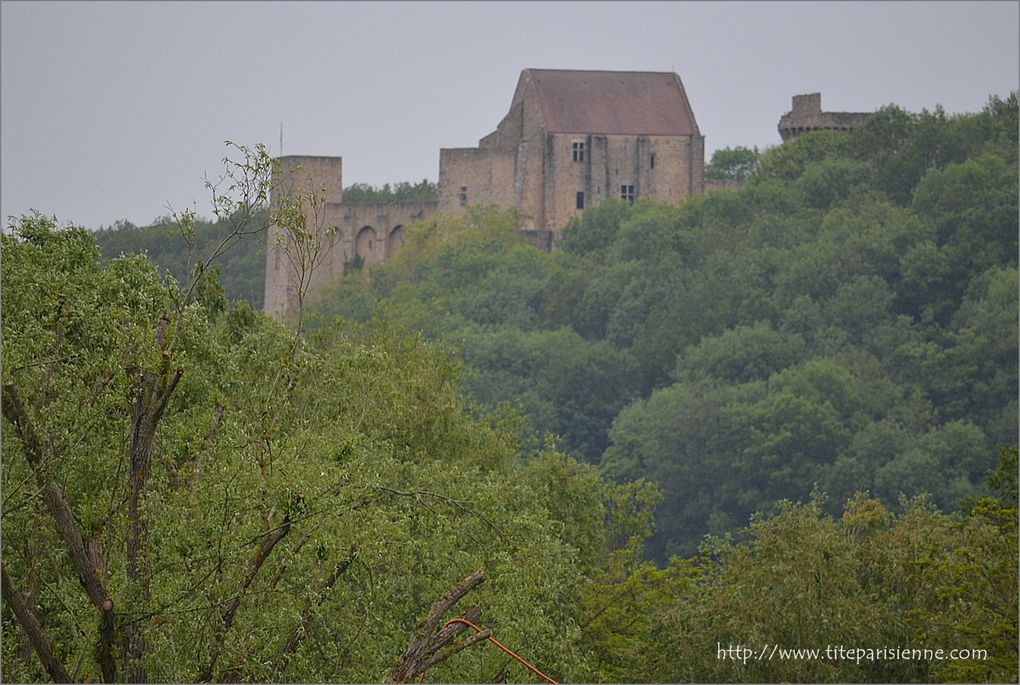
[4,97,1016,683]
[94,210,269,310]
[309,95,1018,560]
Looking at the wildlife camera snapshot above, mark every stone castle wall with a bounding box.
[263,154,438,319]
[778,93,870,142]
[438,148,516,213]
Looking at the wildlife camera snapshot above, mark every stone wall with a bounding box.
[704,178,745,193]
[438,148,516,213]
[263,153,439,319]
[541,132,705,235]
[778,93,871,142]
[334,201,437,265]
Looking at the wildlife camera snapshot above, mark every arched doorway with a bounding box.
[355,226,377,262]
[386,225,404,259]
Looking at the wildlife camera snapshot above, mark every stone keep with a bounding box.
[264,68,706,320]
[440,68,705,241]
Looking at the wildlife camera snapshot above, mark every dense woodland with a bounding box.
[310,96,1019,560]
[3,96,1018,683]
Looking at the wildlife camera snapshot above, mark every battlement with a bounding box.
[273,155,343,204]
[778,93,871,142]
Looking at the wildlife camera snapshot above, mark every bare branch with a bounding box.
[422,628,492,671]
[43,294,67,408]
[389,571,487,683]
[123,333,183,681]
[378,486,509,544]
[2,381,115,620]
[3,380,46,469]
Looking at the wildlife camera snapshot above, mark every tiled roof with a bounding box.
[527,69,697,136]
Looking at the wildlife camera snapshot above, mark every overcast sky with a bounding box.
[2,1,1017,230]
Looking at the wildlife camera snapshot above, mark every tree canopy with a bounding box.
[306,93,1018,561]
[6,94,1017,683]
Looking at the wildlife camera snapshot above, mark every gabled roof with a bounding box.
[525,68,698,136]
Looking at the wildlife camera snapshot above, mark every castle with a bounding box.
[263,69,864,320]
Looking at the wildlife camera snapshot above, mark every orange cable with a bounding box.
[417,617,557,684]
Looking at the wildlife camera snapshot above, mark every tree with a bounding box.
[649,483,1018,683]
[94,209,269,310]
[341,179,438,204]
[4,162,651,682]
[705,146,761,182]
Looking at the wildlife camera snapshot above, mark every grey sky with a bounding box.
[2,1,1017,230]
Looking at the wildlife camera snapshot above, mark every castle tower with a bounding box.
[263,155,343,321]
[777,93,871,142]
[439,68,704,243]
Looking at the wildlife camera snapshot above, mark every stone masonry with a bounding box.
[777,93,870,142]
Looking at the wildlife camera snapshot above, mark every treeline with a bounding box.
[308,94,1018,560]
[94,210,267,309]
[4,214,1016,684]
[342,179,438,203]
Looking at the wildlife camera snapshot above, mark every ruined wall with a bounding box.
[778,93,871,142]
[333,201,437,264]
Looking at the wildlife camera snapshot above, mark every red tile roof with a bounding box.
[527,69,698,136]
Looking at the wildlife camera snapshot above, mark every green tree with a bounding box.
[3,195,652,683]
[705,146,761,182]
[649,484,1018,683]
[341,179,438,203]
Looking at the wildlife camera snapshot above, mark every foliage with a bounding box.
[94,211,267,310]
[342,179,438,204]
[649,477,1018,683]
[305,94,1017,563]
[705,145,761,182]
[2,216,654,682]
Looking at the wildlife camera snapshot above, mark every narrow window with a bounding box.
[620,184,635,204]
[576,191,585,210]
[459,186,468,206]
[572,141,585,162]
[650,153,655,169]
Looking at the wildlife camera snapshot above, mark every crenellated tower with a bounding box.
[777,93,871,142]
